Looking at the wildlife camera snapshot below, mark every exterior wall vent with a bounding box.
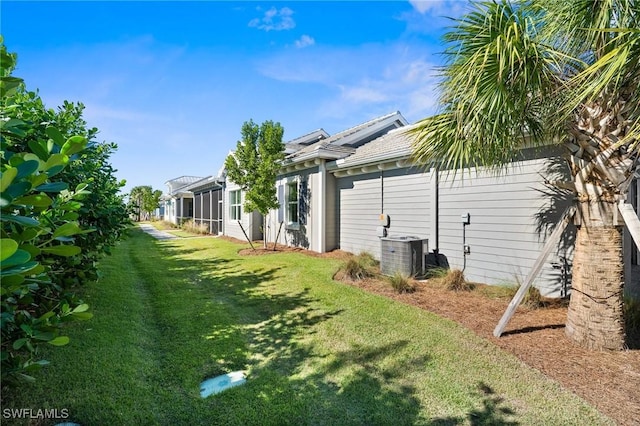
[380,236,427,277]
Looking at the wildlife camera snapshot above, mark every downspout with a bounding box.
[318,160,327,252]
[381,169,384,215]
[430,166,439,262]
[209,188,218,234]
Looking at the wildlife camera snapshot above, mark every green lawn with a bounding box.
[2,229,613,425]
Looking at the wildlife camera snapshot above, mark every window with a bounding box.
[230,190,241,221]
[286,180,299,228]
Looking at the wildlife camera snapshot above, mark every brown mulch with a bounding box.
[237,243,639,426]
[343,276,640,426]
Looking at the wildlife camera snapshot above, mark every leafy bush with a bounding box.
[443,269,473,291]
[342,252,378,280]
[388,272,416,293]
[1,40,128,384]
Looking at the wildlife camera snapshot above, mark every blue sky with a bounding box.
[2,1,468,195]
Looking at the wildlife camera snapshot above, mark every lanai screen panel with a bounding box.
[203,191,211,221]
[194,194,202,222]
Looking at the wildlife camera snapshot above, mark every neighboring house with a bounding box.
[223,179,264,242]
[183,175,225,235]
[225,128,331,243]
[328,127,577,296]
[164,175,204,225]
[266,111,409,253]
[160,111,639,299]
[270,112,638,298]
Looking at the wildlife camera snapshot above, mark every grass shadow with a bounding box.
[431,382,519,425]
[147,232,428,424]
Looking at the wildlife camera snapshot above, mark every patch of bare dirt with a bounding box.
[236,241,352,259]
[238,243,639,425]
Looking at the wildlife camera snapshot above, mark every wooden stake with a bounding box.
[618,202,640,248]
[237,220,255,251]
[273,221,284,251]
[493,206,575,337]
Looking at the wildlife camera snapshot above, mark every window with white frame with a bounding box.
[286,180,299,228]
[229,190,241,221]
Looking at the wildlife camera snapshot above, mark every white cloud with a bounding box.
[249,7,295,31]
[339,84,388,103]
[294,35,315,48]
[257,43,441,122]
[408,0,467,16]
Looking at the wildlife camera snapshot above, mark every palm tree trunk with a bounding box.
[565,200,626,350]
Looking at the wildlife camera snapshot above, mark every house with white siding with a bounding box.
[164,175,204,225]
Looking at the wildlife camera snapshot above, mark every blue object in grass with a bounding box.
[200,371,247,398]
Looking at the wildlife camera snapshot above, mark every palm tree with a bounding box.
[410,0,639,350]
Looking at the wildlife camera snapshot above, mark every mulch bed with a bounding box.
[236,243,640,426]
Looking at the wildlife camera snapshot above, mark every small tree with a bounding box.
[224,120,285,248]
[129,185,162,221]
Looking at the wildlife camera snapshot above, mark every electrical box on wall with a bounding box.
[379,214,390,227]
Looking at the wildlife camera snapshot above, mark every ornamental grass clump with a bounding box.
[443,269,473,292]
[181,220,209,235]
[388,272,416,294]
[342,252,378,280]
[505,284,546,309]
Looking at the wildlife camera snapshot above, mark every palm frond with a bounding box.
[411,0,562,171]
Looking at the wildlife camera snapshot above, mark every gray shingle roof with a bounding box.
[165,175,205,195]
[286,111,408,162]
[334,126,415,169]
[182,175,225,192]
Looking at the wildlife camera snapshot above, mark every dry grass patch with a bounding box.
[441,269,474,292]
[340,252,379,281]
[387,272,416,294]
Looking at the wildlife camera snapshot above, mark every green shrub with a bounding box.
[1,40,128,385]
[388,272,416,293]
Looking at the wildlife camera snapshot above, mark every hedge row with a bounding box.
[1,40,131,385]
